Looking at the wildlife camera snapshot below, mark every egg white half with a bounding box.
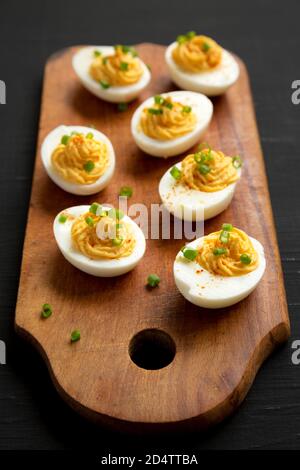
[159,161,241,221]
[72,46,151,103]
[41,125,115,195]
[165,43,240,96]
[131,91,213,158]
[54,205,146,277]
[174,236,266,309]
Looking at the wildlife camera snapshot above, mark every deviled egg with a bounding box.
[131,91,213,158]
[54,204,146,277]
[41,125,115,195]
[72,45,151,103]
[165,32,239,96]
[159,145,241,221]
[174,224,266,308]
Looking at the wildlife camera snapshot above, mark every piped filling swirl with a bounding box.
[140,95,197,141]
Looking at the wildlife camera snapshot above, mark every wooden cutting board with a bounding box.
[15,44,290,433]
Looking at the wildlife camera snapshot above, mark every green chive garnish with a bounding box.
[112,238,123,246]
[220,230,230,244]
[100,80,110,89]
[94,50,101,57]
[147,273,160,288]
[117,102,128,112]
[186,31,196,40]
[83,161,95,173]
[198,142,211,151]
[85,216,94,227]
[182,105,192,113]
[61,135,70,145]
[154,95,164,105]
[70,330,81,343]
[120,61,129,71]
[202,42,211,52]
[177,34,187,44]
[181,247,198,261]
[146,64,152,71]
[41,303,52,319]
[222,223,233,231]
[148,108,163,115]
[58,214,68,224]
[119,186,133,198]
[213,248,227,256]
[198,163,211,175]
[89,202,100,215]
[240,254,252,265]
[86,132,94,139]
[164,101,173,109]
[102,57,108,65]
[232,155,242,169]
[170,166,182,180]
[108,208,124,220]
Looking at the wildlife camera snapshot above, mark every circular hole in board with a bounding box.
[129,329,176,370]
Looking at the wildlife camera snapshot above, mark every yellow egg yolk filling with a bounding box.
[89,46,143,86]
[196,227,259,276]
[71,209,135,260]
[140,96,197,141]
[173,34,222,73]
[51,133,108,185]
[180,148,240,192]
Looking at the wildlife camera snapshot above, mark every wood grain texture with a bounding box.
[14,44,290,433]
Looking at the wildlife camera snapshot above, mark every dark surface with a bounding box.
[0,0,299,451]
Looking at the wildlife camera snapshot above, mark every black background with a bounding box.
[0,0,300,451]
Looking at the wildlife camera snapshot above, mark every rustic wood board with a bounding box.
[15,44,290,433]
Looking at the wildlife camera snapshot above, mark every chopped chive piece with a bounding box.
[116,223,123,229]
[213,247,227,256]
[119,186,133,198]
[85,216,94,227]
[100,80,110,89]
[202,42,211,52]
[154,95,164,105]
[94,50,101,57]
[147,273,160,288]
[102,57,108,65]
[182,247,198,261]
[240,254,252,265]
[112,237,123,246]
[108,208,124,220]
[198,163,211,175]
[83,161,95,173]
[186,31,196,39]
[146,64,152,71]
[164,101,173,109]
[182,105,192,113]
[177,34,187,44]
[220,230,230,244]
[120,61,129,71]
[148,108,163,115]
[41,303,52,319]
[121,45,138,56]
[58,214,68,224]
[222,223,233,231]
[232,155,242,169]
[117,102,128,112]
[86,132,94,139]
[194,152,202,163]
[121,45,130,53]
[170,166,182,180]
[89,202,100,215]
[70,330,81,343]
[61,135,70,145]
